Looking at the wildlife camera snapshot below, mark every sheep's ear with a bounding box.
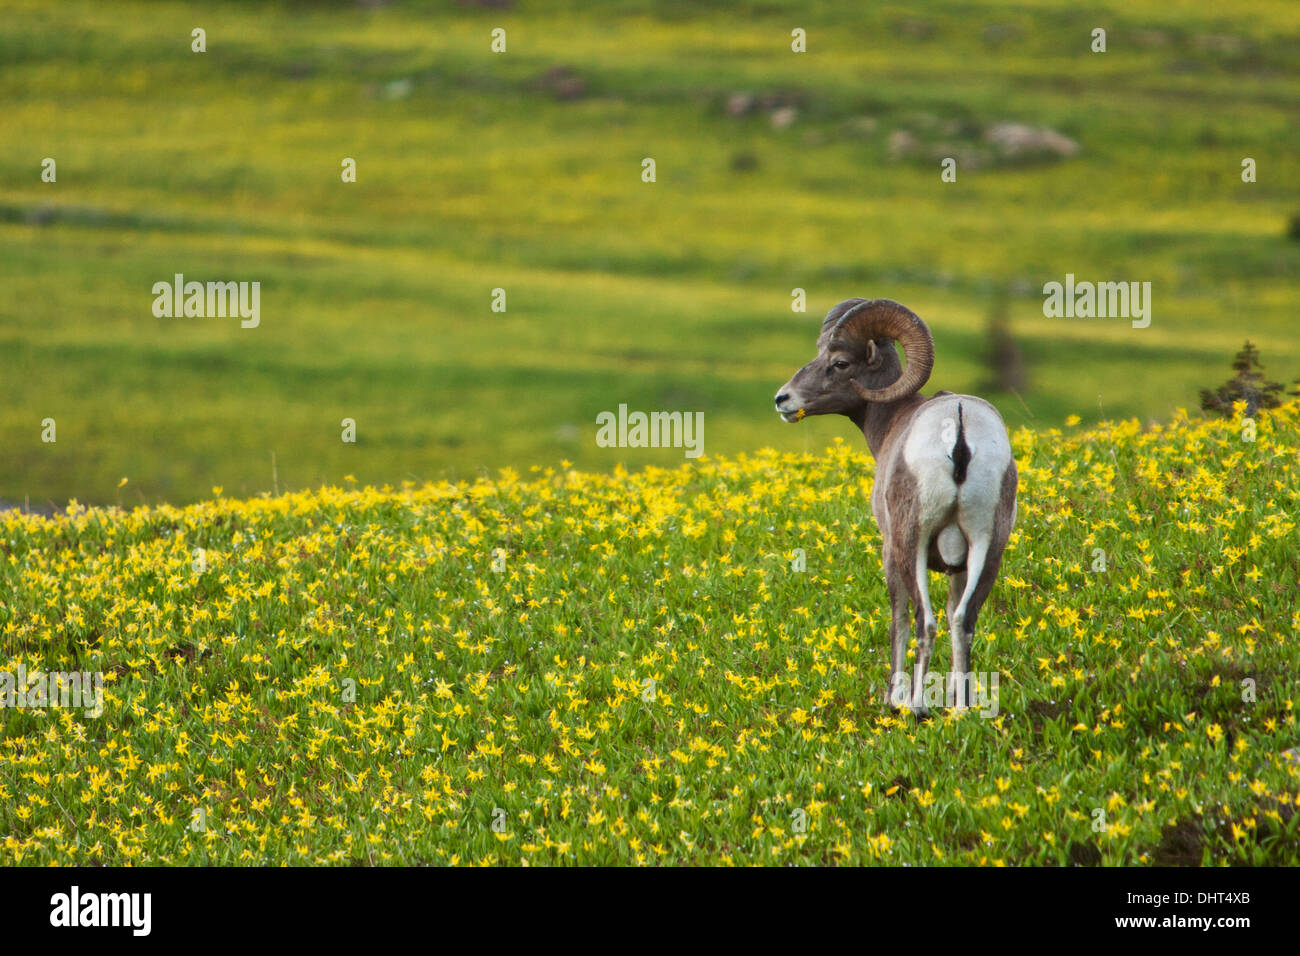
[865,340,884,368]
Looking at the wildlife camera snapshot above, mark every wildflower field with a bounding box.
[1,401,1297,866]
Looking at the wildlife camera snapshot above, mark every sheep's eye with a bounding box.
[832,360,850,370]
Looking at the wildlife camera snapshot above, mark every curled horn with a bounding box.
[830,298,934,403]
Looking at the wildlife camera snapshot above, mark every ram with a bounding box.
[775,298,1018,714]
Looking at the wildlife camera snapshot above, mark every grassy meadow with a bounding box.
[2,401,1298,865]
[2,0,1298,506]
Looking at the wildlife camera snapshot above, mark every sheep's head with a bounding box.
[774,298,935,422]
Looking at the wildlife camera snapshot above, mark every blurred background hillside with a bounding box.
[2,0,1297,506]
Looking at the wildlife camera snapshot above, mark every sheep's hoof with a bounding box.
[883,677,912,713]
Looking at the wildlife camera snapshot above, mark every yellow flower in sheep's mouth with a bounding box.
[795,408,806,421]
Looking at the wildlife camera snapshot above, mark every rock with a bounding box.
[770,106,798,130]
[726,92,756,117]
[888,129,921,160]
[984,122,1080,160]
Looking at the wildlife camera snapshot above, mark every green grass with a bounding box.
[1,0,1297,505]
[1,402,1298,865]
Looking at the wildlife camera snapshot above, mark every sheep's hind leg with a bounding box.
[946,568,970,709]
[909,546,937,717]
[952,533,1007,715]
[885,571,911,711]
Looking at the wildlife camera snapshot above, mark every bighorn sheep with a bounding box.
[774,298,1018,714]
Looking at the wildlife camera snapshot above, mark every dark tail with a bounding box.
[951,403,971,485]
